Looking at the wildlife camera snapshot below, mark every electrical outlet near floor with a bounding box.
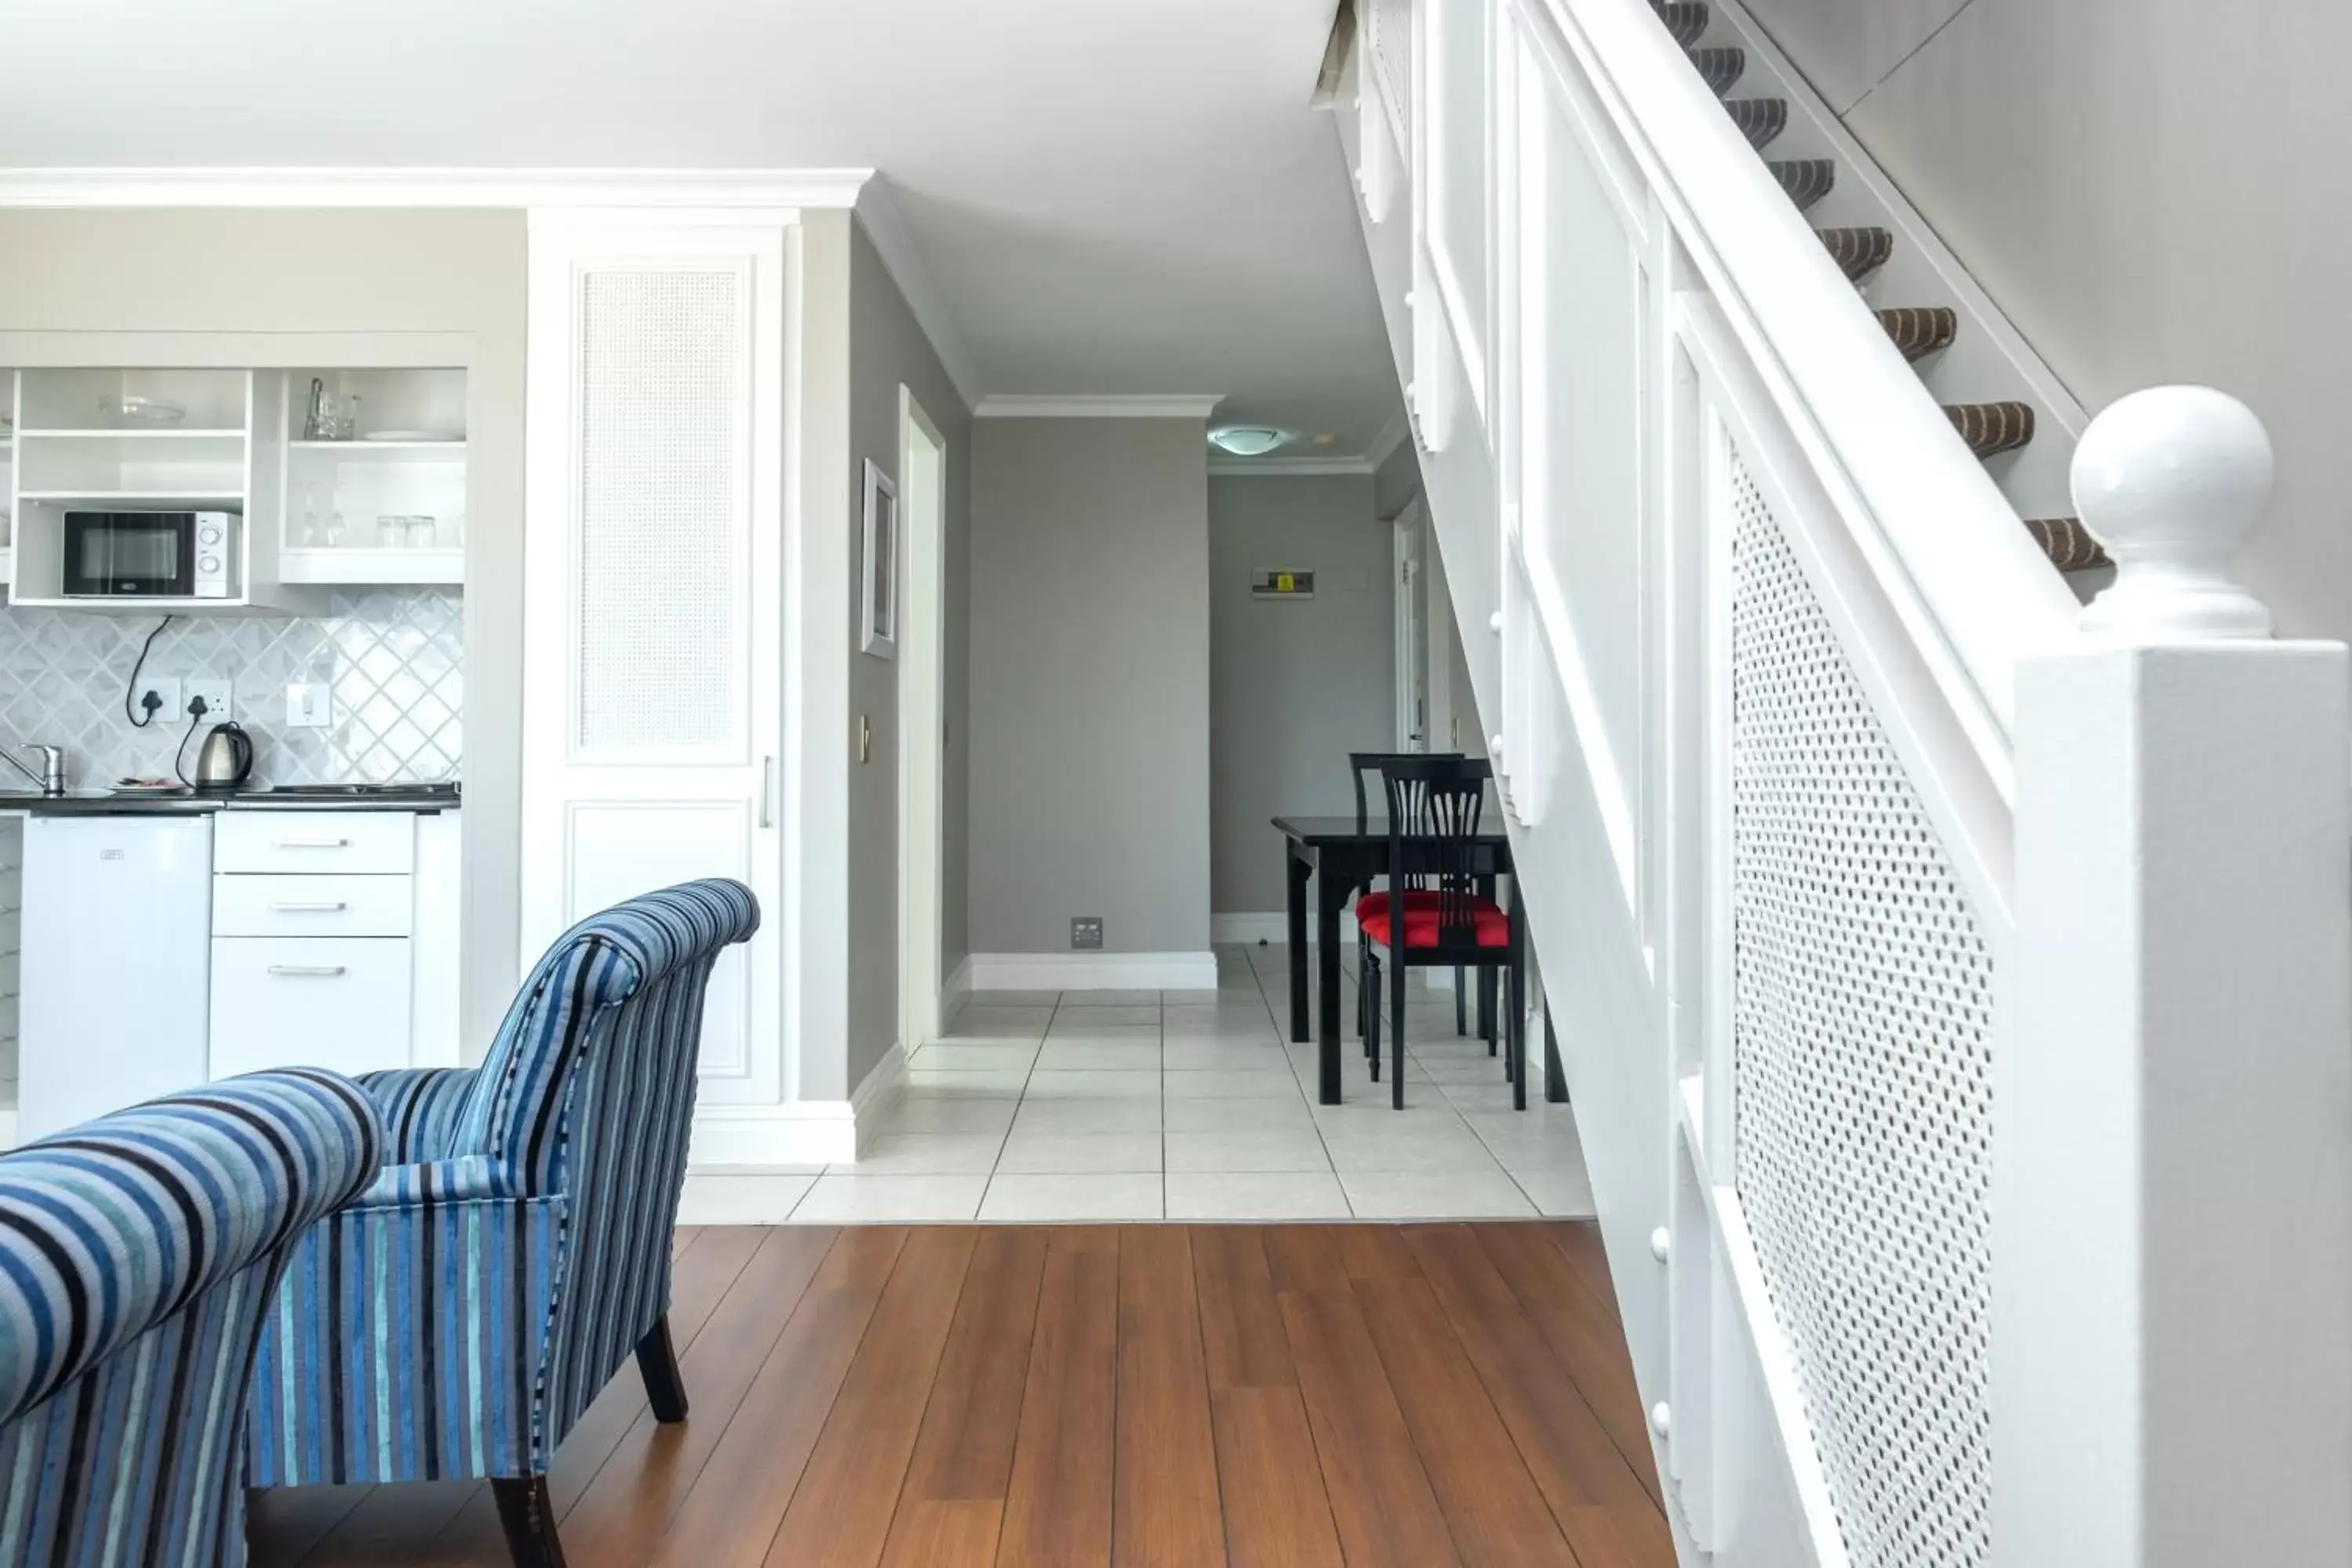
[183,678,233,724]
[134,677,181,730]
[1071,916,1105,951]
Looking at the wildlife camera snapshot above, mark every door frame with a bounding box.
[897,386,949,1051]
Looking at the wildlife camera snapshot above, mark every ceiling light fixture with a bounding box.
[1208,426,1289,456]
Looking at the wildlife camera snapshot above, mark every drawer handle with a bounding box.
[274,837,353,849]
[268,901,350,913]
[267,964,349,978]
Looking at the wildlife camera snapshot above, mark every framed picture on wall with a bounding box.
[861,458,898,659]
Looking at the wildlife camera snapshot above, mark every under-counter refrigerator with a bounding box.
[18,814,212,1142]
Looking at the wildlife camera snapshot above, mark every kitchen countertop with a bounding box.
[0,786,461,815]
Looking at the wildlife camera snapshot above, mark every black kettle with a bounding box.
[192,721,255,790]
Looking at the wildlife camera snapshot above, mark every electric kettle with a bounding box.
[192,721,255,790]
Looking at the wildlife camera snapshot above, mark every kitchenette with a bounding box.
[0,361,469,1145]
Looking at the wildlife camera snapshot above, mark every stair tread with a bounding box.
[1725,98,1788,151]
[1690,46,1745,96]
[1819,226,1892,281]
[1877,307,1958,362]
[1945,401,2037,459]
[1769,158,1835,211]
[1654,2,1711,47]
[2024,517,2111,572]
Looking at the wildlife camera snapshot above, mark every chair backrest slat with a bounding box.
[1377,755,1490,948]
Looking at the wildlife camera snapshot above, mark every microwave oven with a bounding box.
[62,510,234,599]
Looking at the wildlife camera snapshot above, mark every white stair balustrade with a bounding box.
[1329,2,2352,1563]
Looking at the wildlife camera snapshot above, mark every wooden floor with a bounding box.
[251,1221,1671,1568]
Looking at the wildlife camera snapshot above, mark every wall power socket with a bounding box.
[184,679,233,724]
[136,678,182,728]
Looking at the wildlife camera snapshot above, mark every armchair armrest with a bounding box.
[359,1065,480,1163]
[348,1153,524,1210]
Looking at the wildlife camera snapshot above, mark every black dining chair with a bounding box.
[1359,754,1525,1110]
[1348,750,1492,1049]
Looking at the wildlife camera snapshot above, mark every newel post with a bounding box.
[1999,387,2352,1564]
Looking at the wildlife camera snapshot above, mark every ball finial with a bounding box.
[2072,386,2274,639]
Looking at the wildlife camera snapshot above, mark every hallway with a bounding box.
[250,1220,1671,1567]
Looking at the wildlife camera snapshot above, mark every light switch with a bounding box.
[285,682,332,728]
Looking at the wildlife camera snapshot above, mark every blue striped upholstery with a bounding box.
[249,879,759,1488]
[0,1069,383,1566]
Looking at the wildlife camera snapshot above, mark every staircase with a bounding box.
[1332,2,2352,1564]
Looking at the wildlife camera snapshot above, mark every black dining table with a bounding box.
[1274,814,1517,1104]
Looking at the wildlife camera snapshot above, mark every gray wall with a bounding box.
[1744,0,2352,641]
[844,221,973,1094]
[0,209,524,1051]
[968,419,1211,955]
[1209,474,1394,911]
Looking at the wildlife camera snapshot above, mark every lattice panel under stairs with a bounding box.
[575,267,745,754]
[1364,0,1414,146]
[1726,455,1994,1567]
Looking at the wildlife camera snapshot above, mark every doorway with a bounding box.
[898,387,949,1051]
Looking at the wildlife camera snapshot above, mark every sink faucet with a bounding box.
[0,742,67,796]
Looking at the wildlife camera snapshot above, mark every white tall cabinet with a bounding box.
[521,218,788,1123]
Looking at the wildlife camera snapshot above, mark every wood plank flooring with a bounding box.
[249,1222,1669,1568]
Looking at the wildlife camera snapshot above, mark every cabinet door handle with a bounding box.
[274,837,352,850]
[269,901,349,913]
[267,964,349,978]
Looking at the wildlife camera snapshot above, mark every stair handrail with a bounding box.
[1538,0,2082,746]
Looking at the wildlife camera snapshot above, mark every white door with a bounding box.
[521,220,786,1106]
[1394,503,1432,750]
[897,388,949,1050]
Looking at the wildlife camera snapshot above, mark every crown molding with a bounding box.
[853,180,984,414]
[1368,406,1412,468]
[0,167,877,210]
[975,394,1222,419]
[1208,455,1377,477]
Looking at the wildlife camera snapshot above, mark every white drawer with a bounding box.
[209,936,413,1082]
[213,873,414,938]
[214,811,415,876]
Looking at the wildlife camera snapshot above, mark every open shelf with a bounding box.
[278,548,464,586]
[17,491,246,505]
[289,439,464,454]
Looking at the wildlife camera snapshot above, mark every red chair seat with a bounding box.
[1353,887,1445,920]
[1360,900,1510,950]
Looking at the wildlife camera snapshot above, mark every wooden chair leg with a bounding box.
[1391,949,1408,1110]
[635,1313,689,1423]
[492,1476,570,1568]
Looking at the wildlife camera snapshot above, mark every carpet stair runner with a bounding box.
[1653,0,2107,571]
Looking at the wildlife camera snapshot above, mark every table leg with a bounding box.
[1544,1004,1568,1102]
[1318,874,1347,1104]
[1286,848,1311,1044]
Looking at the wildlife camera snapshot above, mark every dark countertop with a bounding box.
[0,785,461,815]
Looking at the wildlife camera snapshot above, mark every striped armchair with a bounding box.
[0,1069,383,1567]
[247,878,759,1568]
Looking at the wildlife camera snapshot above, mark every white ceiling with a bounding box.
[2,0,1403,458]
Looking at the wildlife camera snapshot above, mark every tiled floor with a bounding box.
[746,942,1593,1223]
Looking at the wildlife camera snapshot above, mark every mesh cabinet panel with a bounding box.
[575,267,745,754]
[1726,455,1994,1567]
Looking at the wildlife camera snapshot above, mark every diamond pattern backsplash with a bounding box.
[0,591,463,789]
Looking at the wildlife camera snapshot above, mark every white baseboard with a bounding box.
[965,949,1219,991]
[688,1098,857,1167]
[1212,910,1359,946]
[849,1041,908,1156]
[939,953,973,1023]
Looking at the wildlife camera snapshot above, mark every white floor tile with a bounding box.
[980,1173,1163,1221]
[1163,1040,1291,1073]
[945,1004,1056,1036]
[996,1131,1163,1174]
[790,1174,989,1223]
[1011,1098,1166,1134]
[1320,1130,1502,1175]
[1165,1002,1280,1033]
[879,1095,1022,1134]
[1162,1067,1305,1100]
[1164,1129,1332,1173]
[678,1172,818,1224]
[1022,1069,1161,1100]
[1338,1170,1537,1219]
[902,1069,1033,1098]
[1058,989,1161,1008]
[1160,988,1228,1005]
[1167,1171,1351,1221]
[1163,1096,1315,1132]
[906,1043,1038,1073]
[1047,1005,1159,1029]
[965,989,1060,1007]
[1511,1164,1597,1218]
[1034,1040,1163,1071]
[845,1132,1007,1174]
